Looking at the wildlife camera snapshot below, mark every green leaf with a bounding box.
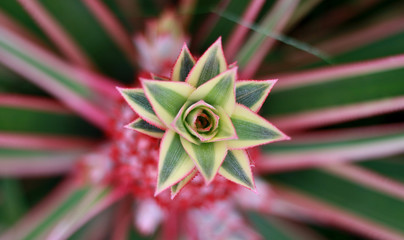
[142,80,195,127]
[188,68,236,115]
[118,88,164,129]
[186,38,227,88]
[180,137,227,183]
[171,169,197,199]
[172,44,195,82]
[219,150,255,190]
[172,103,199,145]
[227,104,288,149]
[36,0,134,82]
[236,80,276,112]
[269,169,404,237]
[125,118,164,138]
[209,106,237,142]
[156,130,195,195]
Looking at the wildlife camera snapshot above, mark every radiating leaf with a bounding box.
[172,44,195,82]
[209,106,237,142]
[227,104,288,149]
[188,68,236,114]
[186,38,227,88]
[142,80,194,127]
[236,80,276,112]
[180,138,227,183]
[219,150,255,190]
[118,88,165,129]
[125,118,164,138]
[171,169,197,199]
[156,130,195,195]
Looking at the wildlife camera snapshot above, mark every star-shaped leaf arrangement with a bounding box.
[118,38,289,198]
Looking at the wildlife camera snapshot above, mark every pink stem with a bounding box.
[18,0,94,69]
[0,133,97,150]
[273,186,404,240]
[0,94,70,113]
[271,96,404,131]
[324,164,404,201]
[83,0,135,65]
[224,0,265,60]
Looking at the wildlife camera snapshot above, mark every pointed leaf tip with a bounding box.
[186,38,227,88]
[172,44,196,82]
[118,87,165,129]
[219,150,256,191]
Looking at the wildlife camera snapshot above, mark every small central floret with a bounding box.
[118,38,289,198]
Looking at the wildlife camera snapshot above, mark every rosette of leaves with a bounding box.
[119,38,288,196]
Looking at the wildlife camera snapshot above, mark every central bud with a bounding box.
[184,100,219,142]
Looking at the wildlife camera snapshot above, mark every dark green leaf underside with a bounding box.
[180,52,195,82]
[125,91,155,114]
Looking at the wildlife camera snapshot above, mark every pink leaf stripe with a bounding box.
[324,164,404,201]
[241,0,299,79]
[0,133,97,150]
[46,187,126,240]
[83,0,135,65]
[275,54,404,90]
[0,94,70,114]
[0,9,48,49]
[257,124,404,172]
[0,178,78,240]
[279,14,404,69]
[271,97,404,131]
[0,28,110,130]
[273,186,404,240]
[18,0,94,69]
[224,0,265,60]
[0,155,80,177]
[271,96,404,131]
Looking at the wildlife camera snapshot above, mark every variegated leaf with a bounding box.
[172,44,196,82]
[171,169,197,199]
[186,38,227,87]
[227,104,289,149]
[180,137,227,183]
[188,68,237,115]
[219,150,255,190]
[142,80,195,127]
[236,80,276,112]
[155,130,195,195]
[125,118,164,138]
[117,88,165,129]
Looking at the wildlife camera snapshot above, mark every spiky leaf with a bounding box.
[186,38,227,87]
[125,118,164,138]
[172,44,196,82]
[227,104,288,149]
[155,130,195,195]
[219,150,255,190]
[236,80,276,112]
